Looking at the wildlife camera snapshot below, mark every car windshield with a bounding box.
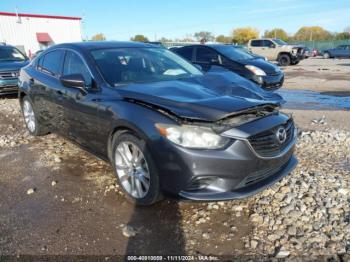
[91,47,203,85]
[214,45,255,60]
[273,39,288,45]
[0,46,27,61]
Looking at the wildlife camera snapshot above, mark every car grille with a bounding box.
[248,119,294,157]
[0,71,19,80]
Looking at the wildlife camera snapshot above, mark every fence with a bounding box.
[290,40,350,50]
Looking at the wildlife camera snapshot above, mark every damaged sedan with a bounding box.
[18,41,297,205]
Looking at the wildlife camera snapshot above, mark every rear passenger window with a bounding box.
[63,51,92,85]
[41,50,64,76]
[176,47,193,61]
[251,40,263,47]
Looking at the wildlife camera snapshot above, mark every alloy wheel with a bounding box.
[115,141,151,198]
[23,100,36,133]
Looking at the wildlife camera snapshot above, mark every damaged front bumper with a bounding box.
[151,112,297,201]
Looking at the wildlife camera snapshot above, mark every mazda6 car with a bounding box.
[18,41,297,205]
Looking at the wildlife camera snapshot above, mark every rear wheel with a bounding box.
[21,96,48,136]
[323,52,330,59]
[111,132,162,205]
[278,54,291,66]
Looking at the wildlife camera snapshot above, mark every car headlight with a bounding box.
[292,48,298,54]
[155,124,230,149]
[245,65,266,76]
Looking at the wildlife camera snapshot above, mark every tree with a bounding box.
[130,35,149,42]
[215,35,232,43]
[159,37,172,43]
[334,32,350,40]
[91,33,106,41]
[193,31,215,42]
[294,26,332,41]
[263,28,289,41]
[231,27,259,44]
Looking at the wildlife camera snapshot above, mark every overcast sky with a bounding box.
[1,0,349,40]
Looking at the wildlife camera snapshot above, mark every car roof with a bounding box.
[53,41,157,51]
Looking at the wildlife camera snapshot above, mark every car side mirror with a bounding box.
[270,44,276,48]
[60,74,87,94]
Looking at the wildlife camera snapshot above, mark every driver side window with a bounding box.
[196,47,219,64]
[263,40,274,48]
[63,51,92,86]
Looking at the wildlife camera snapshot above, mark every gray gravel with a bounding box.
[0,98,349,257]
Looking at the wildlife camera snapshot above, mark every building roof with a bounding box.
[0,11,81,20]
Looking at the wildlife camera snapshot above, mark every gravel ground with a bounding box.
[0,95,349,259]
[283,57,350,94]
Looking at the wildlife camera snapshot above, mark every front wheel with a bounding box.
[21,96,48,136]
[111,132,162,205]
[278,54,291,66]
[323,52,330,59]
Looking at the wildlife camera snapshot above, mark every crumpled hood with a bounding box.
[117,70,284,122]
[0,60,29,71]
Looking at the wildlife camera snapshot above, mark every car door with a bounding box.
[194,46,220,71]
[262,40,276,60]
[332,46,345,57]
[60,49,106,155]
[345,46,350,58]
[248,40,265,56]
[32,49,66,131]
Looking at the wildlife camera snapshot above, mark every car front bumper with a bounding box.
[0,79,19,95]
[261,73,284,90]
[152,113,297,201]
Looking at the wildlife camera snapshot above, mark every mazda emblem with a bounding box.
[276,127,287,144]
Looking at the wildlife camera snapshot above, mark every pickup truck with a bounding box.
[247,38,305,66]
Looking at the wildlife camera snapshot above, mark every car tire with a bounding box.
[21,96,48,136]
[323,52,330,59]
[111,132,162,205]
[278,54,291,66]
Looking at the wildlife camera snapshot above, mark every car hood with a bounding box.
[116,71,284,122]
[240,58,281,74]
[0,60,29,71]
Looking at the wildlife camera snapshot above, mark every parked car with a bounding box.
[247,38,305,66]
[323,45,350,58]
[0,44,29,95]
[19,41,297,205]
[173,44,284,90]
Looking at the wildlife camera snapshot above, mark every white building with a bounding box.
[0,11,82,56]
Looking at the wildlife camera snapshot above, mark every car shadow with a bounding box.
[125,199,185,255]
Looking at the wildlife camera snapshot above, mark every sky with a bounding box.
[1,0,349,41]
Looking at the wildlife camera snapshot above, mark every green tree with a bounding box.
[232,27,259,44]
[263,28,289,41]
[294,26,332,41]
[91,33,106,41]
[130,35,149,42]
[215,35,232,43]
[334,32,350,40]
[193,31,215,42]
[159,37,172,43]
